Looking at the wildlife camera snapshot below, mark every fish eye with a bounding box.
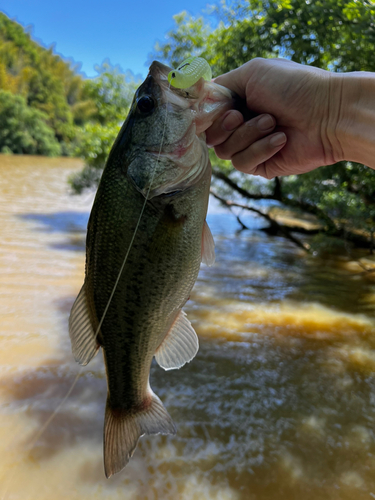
[137,96,155,113]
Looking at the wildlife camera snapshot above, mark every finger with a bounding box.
[231,132,287,174]
[206,110,244,147]
[252,162,281,179]
[213,68,246,98]
[253,155,313,179]
[214,114,276,160]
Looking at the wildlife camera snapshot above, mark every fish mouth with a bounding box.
[138,60,239,181]
[148,61,171,84]
[148,60,236,135]
[148,61,208,106]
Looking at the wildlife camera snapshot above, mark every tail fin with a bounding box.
[103,392,176,478]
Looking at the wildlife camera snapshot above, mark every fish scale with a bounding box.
[69,60,237,477]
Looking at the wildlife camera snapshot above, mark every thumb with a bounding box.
[213,67,247,99]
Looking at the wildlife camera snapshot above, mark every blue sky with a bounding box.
[0,0,216,79]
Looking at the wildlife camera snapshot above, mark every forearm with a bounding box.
[333,72,375,169]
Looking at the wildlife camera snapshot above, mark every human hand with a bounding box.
[206,58,342,178]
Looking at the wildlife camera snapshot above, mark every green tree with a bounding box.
[69,62,140,192]
[0,12,86,145]
[70,121,122,193]
[153,0,375,252]
[0,90,61,156]
[81,60,138,124]
[0,14,138,159]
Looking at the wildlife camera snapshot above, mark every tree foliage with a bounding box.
[0,13,138,164]
[155,0,375,74]
[69,62,139,193]
[0,90,61,155]
[154,0,375,251]
[80,61,138,125]
[0,12,83,141]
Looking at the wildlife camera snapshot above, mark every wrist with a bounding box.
[331,72,375,169]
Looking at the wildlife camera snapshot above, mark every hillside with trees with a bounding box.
[0,12,83,151]
[0,12,137,160]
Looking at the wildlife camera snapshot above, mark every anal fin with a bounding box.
[104,391,176,478]
[68,282,100,366]
[155,309,199,371]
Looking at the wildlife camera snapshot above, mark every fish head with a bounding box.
[114,61,236,199]
[146,61,237,135]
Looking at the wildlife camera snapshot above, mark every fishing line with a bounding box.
[1,83,172,500]
[92,84,171,342]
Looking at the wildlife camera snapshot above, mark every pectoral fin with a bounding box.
[155,310,199,370]
[201,220,215,266]
[68,282,100,366]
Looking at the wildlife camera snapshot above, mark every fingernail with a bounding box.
[257,114,275,131]
[270,132,286,147]
[222,112,243,131]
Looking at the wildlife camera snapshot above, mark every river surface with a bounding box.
[0,155,375,500]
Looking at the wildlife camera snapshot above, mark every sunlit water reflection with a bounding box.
[0,155,374,500]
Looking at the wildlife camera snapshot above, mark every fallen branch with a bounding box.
[212,169,336,229]
[212,169,373,250]
[210,189,310,252]
[353,260,375,275]
[235,214,249,230]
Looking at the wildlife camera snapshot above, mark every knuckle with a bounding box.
[263,164,275,179]
[249,57,267,70]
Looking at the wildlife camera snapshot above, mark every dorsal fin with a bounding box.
[201,220,215,266]
[155,310,199,370]
[69,282,100,366]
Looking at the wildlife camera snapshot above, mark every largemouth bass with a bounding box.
[69,61,236,477]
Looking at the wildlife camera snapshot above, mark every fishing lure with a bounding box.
[168,56,212,89]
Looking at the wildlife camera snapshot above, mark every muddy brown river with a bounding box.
[0,154,375,500]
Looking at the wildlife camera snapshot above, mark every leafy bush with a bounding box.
[0,90,61,156]
[69,121,121,193]
[69,62,139,192]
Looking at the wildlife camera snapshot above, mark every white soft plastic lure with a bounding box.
[168,56,212,89]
